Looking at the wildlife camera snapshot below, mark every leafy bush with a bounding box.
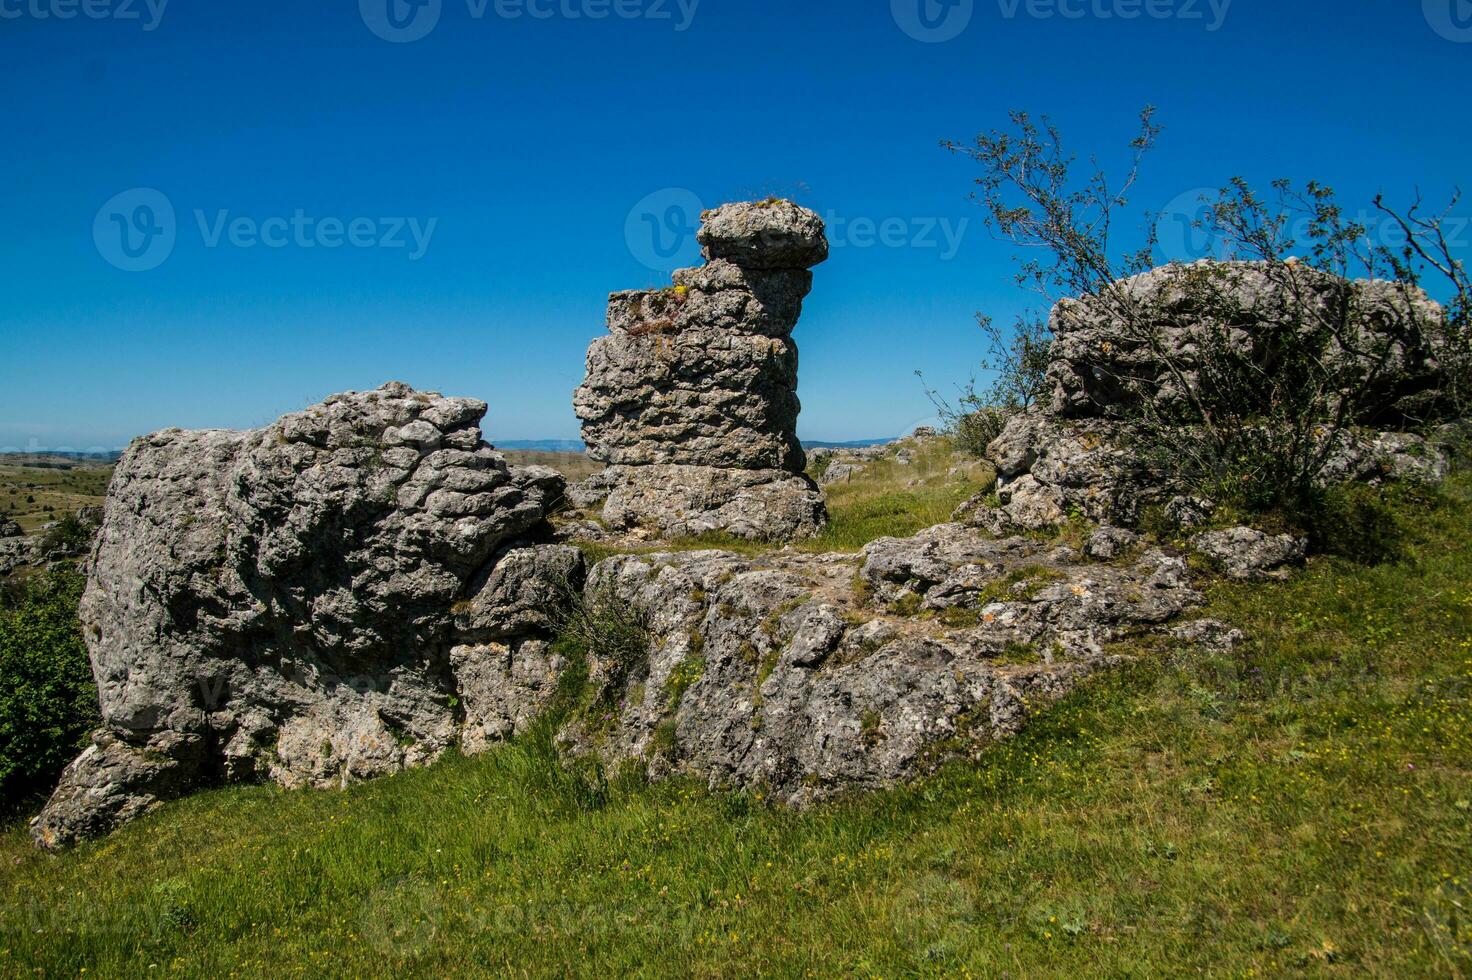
[0,567,98,807]
[38,512,96,558]
[949,407,1007,459]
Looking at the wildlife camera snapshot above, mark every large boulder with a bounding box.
[32,383,574,848]
[1048,261,1448,424]
[697,199,829,270]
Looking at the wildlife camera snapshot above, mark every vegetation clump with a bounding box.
[0,568,97,809]
[553,577,653,694]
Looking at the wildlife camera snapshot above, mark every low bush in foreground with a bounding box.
[1,475,1469,975]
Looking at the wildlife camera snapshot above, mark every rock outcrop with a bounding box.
[1048,261,1448,423]
[32,383,579,849]
[956,261,1461,535]
[558,524,1202,802]
[44,257,1463,847]
[573,200,828,540]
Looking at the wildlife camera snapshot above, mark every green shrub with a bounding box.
[0,567,98,808]
[554,578,653,690]
[951,408,1007,459]
[38,512,95,557]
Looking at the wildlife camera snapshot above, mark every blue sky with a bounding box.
[3,0,1469,450]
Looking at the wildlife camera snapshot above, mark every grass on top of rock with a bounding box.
[3,471,1469,976]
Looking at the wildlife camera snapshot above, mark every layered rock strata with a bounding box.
[573,199,829,540]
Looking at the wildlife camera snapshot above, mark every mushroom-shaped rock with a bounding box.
[697,199,829,270]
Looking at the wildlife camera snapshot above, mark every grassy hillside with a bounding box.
[0,460,112,535]
[2,461,1469,976]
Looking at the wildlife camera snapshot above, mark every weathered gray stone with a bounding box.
[453,639,568,752]
[32,383,569,849]
[957,263,1459,537]
[600,465,825,541]
[1048,261,1448,422]
[1192,527,1307,581]
[564,470,618,509]
[573,200,828,540]
[1085,525,1139,561]
[455,544,585,642]
[30,730,207,849]
[0,536,35,575]
[1171,618,1245,653]
[1163,495,1216,531]
[697,199,829,270]
[817,462,864,485]
[557,520,1203,803]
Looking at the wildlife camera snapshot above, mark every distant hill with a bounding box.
[0,451,121,467]
[491,440,587,453]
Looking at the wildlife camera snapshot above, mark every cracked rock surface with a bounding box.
[32,383,574,849]
[558,522,1202,804]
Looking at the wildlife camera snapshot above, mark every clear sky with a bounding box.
[3,0,1469,451]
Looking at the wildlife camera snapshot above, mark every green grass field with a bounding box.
[0,460,113,535]
[2,463,1469,977]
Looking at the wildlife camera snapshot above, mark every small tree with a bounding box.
[944,108,1468,518]
[920,313,1052,458]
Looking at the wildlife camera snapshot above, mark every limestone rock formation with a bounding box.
[573,200,828,540]
[1047,261,1448,423]
[558,524,1202,802]
[955,261,1461,535]
[31,383,576,849]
